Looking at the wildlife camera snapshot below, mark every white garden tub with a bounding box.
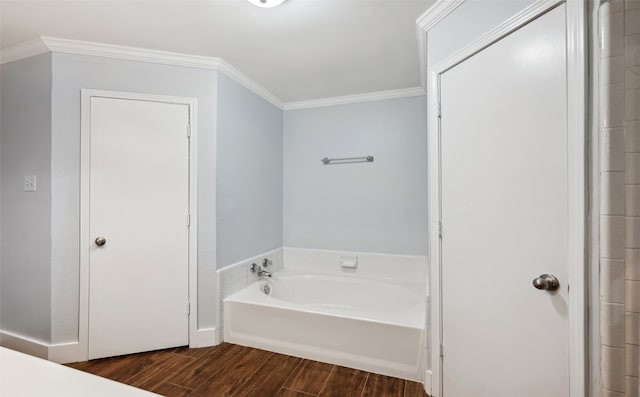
[223,272,425,380]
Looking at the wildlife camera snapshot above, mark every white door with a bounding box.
[88,96,190,360]
[440,5,569,396]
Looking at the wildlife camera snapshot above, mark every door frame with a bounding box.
[426,1,587,396]
[78,89,199,361]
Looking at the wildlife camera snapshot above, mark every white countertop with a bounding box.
[0,347,159,397]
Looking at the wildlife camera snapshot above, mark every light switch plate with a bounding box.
[24,176,37,192]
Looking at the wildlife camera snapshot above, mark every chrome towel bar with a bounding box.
[321,156,374,165]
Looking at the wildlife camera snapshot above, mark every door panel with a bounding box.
[88,97,189,360]
[440,5,569,396]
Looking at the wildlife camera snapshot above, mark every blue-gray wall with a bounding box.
[283,96,428,255]
[50,53,219,340]
[0,54,53,342]
[216,74,283,268]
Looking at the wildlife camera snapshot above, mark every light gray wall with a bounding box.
[283,96,428,255]
[216,73,283,268]
[0,54,53,342]
[50,53,218,341]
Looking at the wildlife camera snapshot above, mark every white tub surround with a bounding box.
[216,248,284,341]
[282,247,426,288]
[223,248,427,380]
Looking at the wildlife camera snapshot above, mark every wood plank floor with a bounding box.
[67,343,429,397]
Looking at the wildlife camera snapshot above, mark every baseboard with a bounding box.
[48,341,80,363]
[0,330,48,360]
[0,330,79,364]
[191,327,218,348]
[424,370,433,396]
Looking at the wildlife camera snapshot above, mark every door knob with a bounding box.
[95,237,107,247]
[532,274,559,291]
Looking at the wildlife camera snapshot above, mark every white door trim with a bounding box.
[426,1,587,396]
[78,89,199,361]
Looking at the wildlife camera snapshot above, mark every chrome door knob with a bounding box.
[532,274,559,291]
[95,237,107,247]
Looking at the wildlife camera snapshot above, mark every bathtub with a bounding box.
[223,272,425,380]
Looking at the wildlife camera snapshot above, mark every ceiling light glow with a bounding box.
[247,0,286,8]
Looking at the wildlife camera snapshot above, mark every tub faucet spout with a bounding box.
[258,268,272,278]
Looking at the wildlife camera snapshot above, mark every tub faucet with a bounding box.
[258,268,272,278]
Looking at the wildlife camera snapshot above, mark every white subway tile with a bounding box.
[628,66,640,90]
[627,154,640,184]
[602,85,626,128]
[603,172,627,214]
[602,389,625,397]
[627,34,640,68]
[602,301,627,346]
[626,280,640,312]
[628,249,640,281]
[602,345,627,392]
[626,376,639,397]
[604,0,626,14]
[627,344,640,376]
[627,311,640,345]
[627,9,640,36]
[602,129,627,170]
[627,0,640,11]
[602,11,626,58]
[628,122,640,153]
[602,258,626,302]
[627,217,640,249]
[602,215,627,259]
[602,56,626,85]
[629,186,640,217]
[626,89,640,122]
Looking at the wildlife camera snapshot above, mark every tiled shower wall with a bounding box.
[599,0,640,395]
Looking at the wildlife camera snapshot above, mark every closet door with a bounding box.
[88,96,190,360]
[440,5,570,396]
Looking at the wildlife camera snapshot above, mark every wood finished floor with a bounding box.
[67,343,429,397]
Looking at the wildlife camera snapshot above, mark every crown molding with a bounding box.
[283,87,426,111]
[0,37,50,64]
[415,0,465,87]
[217,59,284,109]
[42,36,222,69]
[1,37,426,111]
[0,36,284,109]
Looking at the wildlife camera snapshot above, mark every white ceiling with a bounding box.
[0,0,434,103]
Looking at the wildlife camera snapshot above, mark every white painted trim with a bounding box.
[187,96,200,353]
[0,330,79,364]
[191,328,218,348]
[283,87,426,111]
[0,37,49,64]
[0,331,48,360]
[48,342,80,364]
[588,3,601,395]
[217,59,283,109]
[565,0,588,395]
[432,0,563,74]
[415,0,466,88]
[426,1,587,396]
[424,369,432,395]
[427,67,443,397]
[79,90,199,361]
[0,37,285,109]
[42,37,221,69]
[1,36,427,111]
